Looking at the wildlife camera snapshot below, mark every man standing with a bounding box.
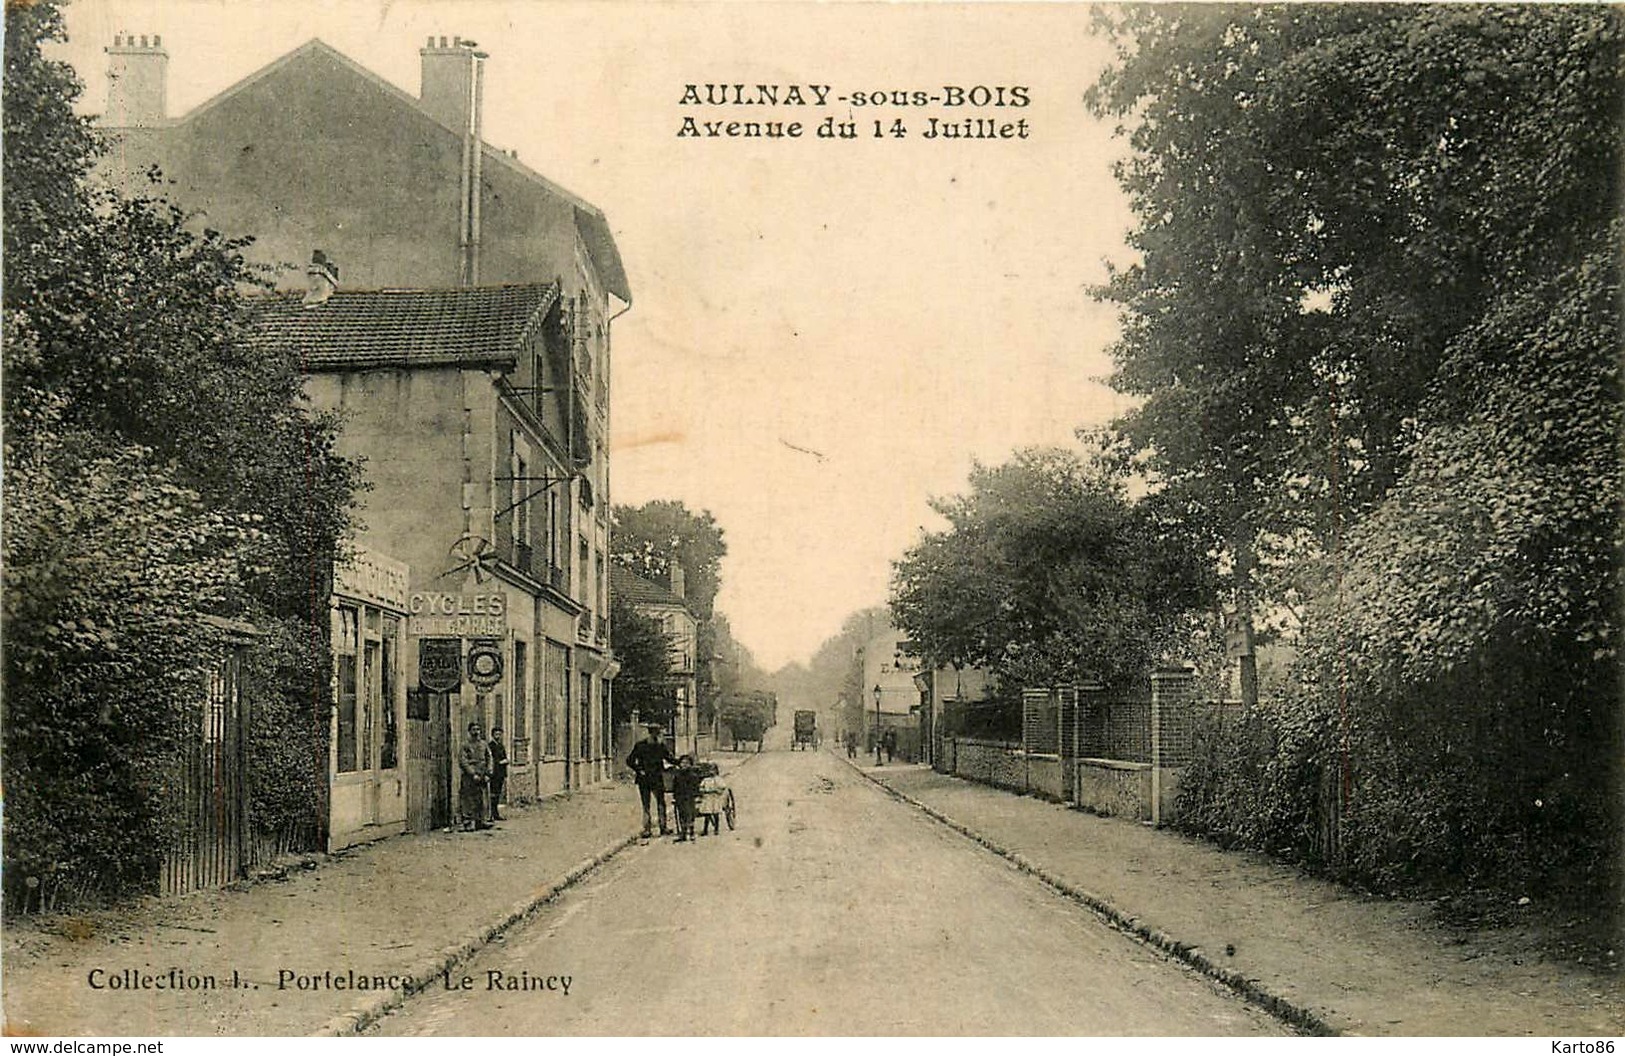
[626,723,674,838]
[488,724,509,822]
[459,720,492,831]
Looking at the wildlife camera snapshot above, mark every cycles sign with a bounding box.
[408,592,506,638]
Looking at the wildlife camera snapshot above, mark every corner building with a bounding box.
[98,35,629,847]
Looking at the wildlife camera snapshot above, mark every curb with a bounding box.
[842,757,1338,1037]
[312,832,639,1037]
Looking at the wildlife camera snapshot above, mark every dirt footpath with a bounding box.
[2,781,641,1036]
[867,764,1623,1037]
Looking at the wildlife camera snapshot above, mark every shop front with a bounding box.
[330,548,411,850]
[406,589,513,829]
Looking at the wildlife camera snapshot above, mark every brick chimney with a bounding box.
[419,35,477,133]
[303,251,338,306]
[104,33,168,128]
[669,564,686,600]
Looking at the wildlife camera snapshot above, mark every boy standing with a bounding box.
[672,754,702,843]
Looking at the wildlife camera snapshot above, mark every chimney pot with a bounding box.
[420,35,479,132]
[105,32,168,127]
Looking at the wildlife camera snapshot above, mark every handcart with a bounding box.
[695,761,736,832]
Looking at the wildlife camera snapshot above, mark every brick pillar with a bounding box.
[1149,664,1196,827]
[1065,683,1104,804]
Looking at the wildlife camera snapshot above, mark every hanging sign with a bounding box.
[467,640,505,691]
[1223,612,1255,659]
[418,638,462,693]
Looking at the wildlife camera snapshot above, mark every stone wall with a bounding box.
[1075,759,1153,820]
[946,739,1064,800]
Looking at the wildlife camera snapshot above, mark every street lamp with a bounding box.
[873,682,883,766]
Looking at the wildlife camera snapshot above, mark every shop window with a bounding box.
[363,640,379,771]
[380,618,399,770]
[336,606,359,772]
[513,639,530,764]
[579,671,592,758]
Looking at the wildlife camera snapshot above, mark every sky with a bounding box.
[56,0,1140,671]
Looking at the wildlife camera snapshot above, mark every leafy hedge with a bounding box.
[1177,644,1619,910]
[240,616,331,847]
[2,421,249,910]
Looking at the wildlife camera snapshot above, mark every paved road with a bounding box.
[373,750,1289,1035]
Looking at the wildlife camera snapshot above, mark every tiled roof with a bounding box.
[611,564,690,612]
[248,283,558,369]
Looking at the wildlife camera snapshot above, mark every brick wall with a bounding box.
[1079,699,1153,763]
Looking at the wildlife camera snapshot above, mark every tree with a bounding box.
[1088,4,1623,639]
[890,446,1215,693]
[608,591,677,727]
[1090,5,1622,908]
[2,1,361,902]
[3,408,253,906]
[3,1,99,300]
[770,605,890,741]
[1299,244,1622,896]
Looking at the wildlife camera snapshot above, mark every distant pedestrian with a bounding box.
[845,730,857,759]
[488,725,508,822]
[459,720,492,831]
[626,723,674,837]
[883,728,897,764]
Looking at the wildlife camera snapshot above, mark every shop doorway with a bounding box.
[406,689,450,831]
